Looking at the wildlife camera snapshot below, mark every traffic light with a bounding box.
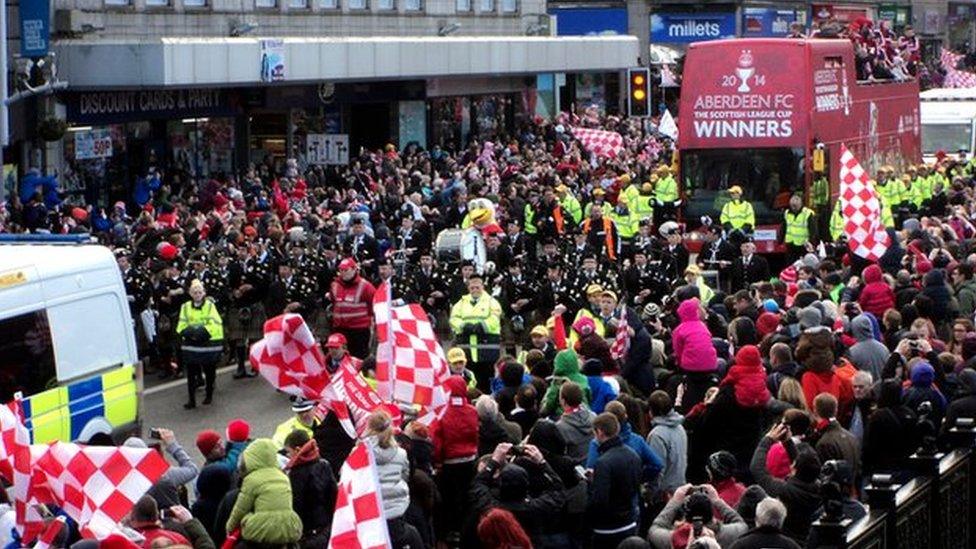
[628,68,650,117]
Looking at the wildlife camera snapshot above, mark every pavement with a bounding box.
[142,365,293,462]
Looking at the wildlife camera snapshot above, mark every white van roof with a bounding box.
[920,88,976,101]
[0,245,117,281]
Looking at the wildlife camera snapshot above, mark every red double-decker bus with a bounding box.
[677,38,920,253]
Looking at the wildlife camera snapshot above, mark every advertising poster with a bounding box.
[74,128,114,160]
[260,39,286,82]
[307,134,350,165]
[742,8,804,37]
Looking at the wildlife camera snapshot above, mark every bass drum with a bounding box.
[435,228,487,273]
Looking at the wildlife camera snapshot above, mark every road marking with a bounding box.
[143,365,245,396]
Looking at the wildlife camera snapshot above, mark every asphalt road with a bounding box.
[142,366,293,462]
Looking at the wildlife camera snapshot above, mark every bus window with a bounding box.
[682,148,805,227]
[922,123,973,156]
[0,311,58,402]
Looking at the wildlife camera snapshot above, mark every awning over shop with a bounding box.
[54,35,639,89]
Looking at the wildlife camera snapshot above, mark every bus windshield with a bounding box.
[682,148,805,227]
[921,123,972,155]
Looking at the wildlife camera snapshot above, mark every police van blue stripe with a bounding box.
[67,377,105,441]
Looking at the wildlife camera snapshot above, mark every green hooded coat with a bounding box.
[541,350,592,416]
[226,438,303,545]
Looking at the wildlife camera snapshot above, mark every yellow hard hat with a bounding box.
[555,184,569,193]
[650,175,659,183]
[601,290,618,302]
[530,325,549,337]
[657,165,671,174]
[685,264,702,276]
[729,185,743,195]
[586,284,604,296]
[618,174,632,185]
[447,348,467,363]
[641,182,653,192]
[593,188,606,196]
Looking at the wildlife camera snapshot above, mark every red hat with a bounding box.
[71,207,89,222]
[734,345,762,369]
[156,242,178,261]
[778,265,797,284]
[572,316,596,337]
[226,418,250,442]
[195,429,221,457]
[338,257,358,271]
[100,534,139,549]
[326,333,347,348]
[757,312,781,338]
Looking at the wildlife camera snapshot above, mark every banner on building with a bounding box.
[307,134,350,165]
[74,129,114,160]
[650,12,736,44]
[20,0,50,58]
[260,39,286,83]
[742,7,805,37]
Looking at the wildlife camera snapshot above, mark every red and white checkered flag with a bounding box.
[373,283,451,423]
[942,49,976,88]
[839,144,891,261]
[29,442,170,539]
[0,396,44,540]
[571,127,624,159]
[610,308,631,361]
[328,442,392,549]
[33,516,67,549]
[251,314,391,438]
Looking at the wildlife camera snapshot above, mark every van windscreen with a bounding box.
[0,311,58,402]
[921,123,972,155]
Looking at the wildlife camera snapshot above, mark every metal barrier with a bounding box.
[837,443,974,549]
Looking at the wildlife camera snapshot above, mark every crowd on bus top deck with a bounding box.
[7,108,976,549]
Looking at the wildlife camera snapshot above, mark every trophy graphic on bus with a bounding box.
[736,50,755,93]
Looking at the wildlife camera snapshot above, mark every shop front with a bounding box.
[741,6,807,37]
[427,77,531,150]
[548,4,629,115]
[60,89,245,207]
[948,2,976,50]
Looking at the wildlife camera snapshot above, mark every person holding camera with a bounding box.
[468,441,565,548]
[647,483,747,549]
[177,280,224,410]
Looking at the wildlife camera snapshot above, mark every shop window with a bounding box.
[289,0,308,8]
[500,0,515,12]
[145,0,169,7]
[404,0,421,11]
[320,0,338,9]
[456,0,470,11]
[0,311,58,402]
[377,0,394,10]
[479,0,493,12]
[348,0,367,9]
[104,0,130,6]
[169,118,235,180]
[255,0,277,8]
[183,0,207,7]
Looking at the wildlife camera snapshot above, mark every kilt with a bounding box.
[225,303,267,342]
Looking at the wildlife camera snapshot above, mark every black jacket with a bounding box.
[469,459,565,546]
[731,255,771,290]
[586,436,642,531]
[750,437,822,542]
[729,525,803,549]
[288,458,337,535]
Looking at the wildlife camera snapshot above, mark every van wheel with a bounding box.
[77,417,114,444]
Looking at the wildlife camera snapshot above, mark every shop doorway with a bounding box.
[350,103,391,154]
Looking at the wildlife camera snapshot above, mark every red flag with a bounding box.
[33,516,67,549]
[839,144,890,261]
[328,443,392,549]
[373,282,395,401]
[0,396,42,540]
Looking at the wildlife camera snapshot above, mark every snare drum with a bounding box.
[435,228,487,273]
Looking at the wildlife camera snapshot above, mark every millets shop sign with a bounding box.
[651,12,736,44]
[65,90,241,124]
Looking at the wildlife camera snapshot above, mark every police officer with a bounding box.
[720,185,756,235]
[783,194,818,263]
[556,184,583,225]
[449,274,502,393]
[654,165,680,225]
[608,197,638,258]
